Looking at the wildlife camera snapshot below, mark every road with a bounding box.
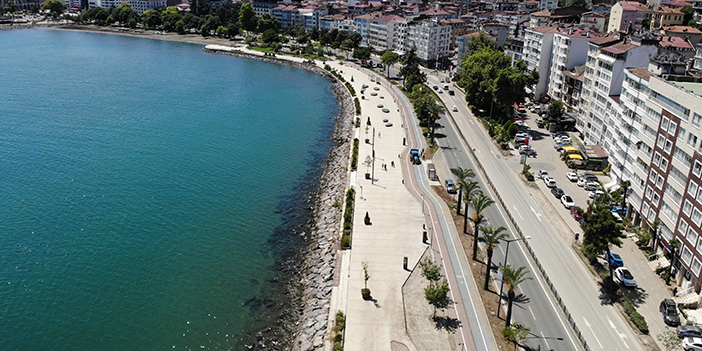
[422,71,644,351]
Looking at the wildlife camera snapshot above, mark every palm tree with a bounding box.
[481,225,509,290]
[428,102,444,146]
[500,265,532,327]
[451,167,475,215]
[460,180,480,234]
[471,192,495,260]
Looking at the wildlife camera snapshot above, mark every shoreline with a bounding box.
[36,24,352,351]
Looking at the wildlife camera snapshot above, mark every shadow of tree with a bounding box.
[597,279,619,306]
[433,316,461,332]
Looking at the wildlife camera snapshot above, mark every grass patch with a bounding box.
[341,188,355,249]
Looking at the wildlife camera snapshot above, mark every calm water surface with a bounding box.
[0,28,338,350]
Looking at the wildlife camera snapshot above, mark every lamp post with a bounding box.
[497,236,532,318]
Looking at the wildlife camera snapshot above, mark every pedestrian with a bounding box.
[378,132,381,138]
[391,161,395,167]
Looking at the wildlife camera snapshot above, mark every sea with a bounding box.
[0,28,339,350]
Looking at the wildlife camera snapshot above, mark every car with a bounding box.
[553,132,568,139]
[561,195,575,209]
[536,119,545,128]
[515,132,529,139]
[438,89,443,93]
[566,172,578,182]
[440,78,445,83]
[545,177,557,188]
[433,85,439,90]
[554,142,571,149]
[585,182,603,191]
[538,170,550,180]
[551,188,565,198]
[555,136,572,143]
[448,90,455,95]
[452,106,458,112]
[445,179,456,194]
[605,252,624,268]
[611,206,626,215]
[661,299,682,326]
[612,212,623,224]
[683,336,702,351]
[571,206,583,221]
[519,145,533,155]
[443,84,449,90]
[614,267,636,287]
[577,178,588,187]
[589,190,605,199]
[678,325,702,339]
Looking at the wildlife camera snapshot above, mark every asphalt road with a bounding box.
[423,71,644,351]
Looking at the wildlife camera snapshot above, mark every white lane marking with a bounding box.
[583,317,603,349]
[540,331,551,349]
[608,317,630,349]
[530,206,542,221]
[528,306,536,320]
[513,206,524,220]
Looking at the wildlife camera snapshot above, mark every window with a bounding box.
[661,201,678,222]
[692,258,701,277]
[693,112,702,128]
[694,161,702,177]
[689,182,699,198]
[682,247,692,265]
[642,202,650,217]
[674,147,692,168]
[653,192,661,206]
[669,121,677,136]
[688,229,699,248]
[653,152,662,167]
[662,117,670,131]
[689,133,698,148]
[657,173,665,189]
[657,135,666,148]
[698,189,702,204]
[660,158,669,172]
[665,139,673,154]
[671,165,688,186]
[648,206,657,222]
[684,200,693,216]
[680,220,689,236]
[646,185,654,199]
[693,207,702,226]
[680,126,687,141]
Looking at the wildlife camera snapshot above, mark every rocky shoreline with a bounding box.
[204,48,353,350]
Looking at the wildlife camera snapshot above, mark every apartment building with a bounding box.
[398,19,451,63]
[650,7,684,30]
[561,64,586,110]
[548,28,599,100]
[607,1,649,33]
[524,25,560,100]
[580,11,607,32]
[368,15,404,51]
[439,18,471,48]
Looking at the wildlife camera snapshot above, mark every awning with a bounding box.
[568,154,583,160]
[563,146,578,151]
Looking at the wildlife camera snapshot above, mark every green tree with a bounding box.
[256,13,279,33]
[467,32,498,53]
[427,100,444,145]
[115,3,138,25]
[352,46,372,62]
[657,329,683,351]
[6,1,18,13]
[381,51,399,77]
[419,258,441,282]
[547,100,565,121]
[481,225,509,290]
[41,0,65,16]
[681,5,694,25]
[261,28,280,43]
[141,9,161,29]
[340,38,354,59]
[461,180,480,233]
[502,324,531,351]
[238,2,257,32]
[399,48,427,91]
[500,265,532,327]
[581,193,626,283]
[424,278,450,317]
[470,192,495,260]
[451,167,475,216]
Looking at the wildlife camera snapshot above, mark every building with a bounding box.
[481,21,509,47]
[548,28,600,100]
[523,25,560,100]
[664,25,702,46]
[86,0,165,14]
[398,19,451,65]
[368,15,404,51]
[580,11,607,32]
[651,7,684,30]
[607,1,650,33]
[439,18,472,47]
[694,44,702,71]
[562,64,586,110]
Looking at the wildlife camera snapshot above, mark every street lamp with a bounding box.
[497,235,532,318]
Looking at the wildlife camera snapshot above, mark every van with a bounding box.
[443,84,449,90]
[445,179,456,194]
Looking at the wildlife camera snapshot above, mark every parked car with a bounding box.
[536,119,545,128]
[515,132,529,139]
[445,179,456,194]
[589,190,605,199]
[561,195,575,209]
[566,172,578,182]
[538,170,549,180]
[605,252,624,268]
[519,145,533,155]
[553,132,568,139]
[661,299,682,326]
[554,142,572,149]
[584,182,602,191]
[611,206,626,215]
[448,90,455,95]
[545,177,557,188]
[678,325,702,339]
[614,267,636,287]
[551,188,565,198]
[683,337,702,351]
[571,206,583,221]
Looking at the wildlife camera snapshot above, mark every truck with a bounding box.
[410,149,421,165]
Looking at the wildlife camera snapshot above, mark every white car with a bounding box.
[589,190,605,199]
[566,172,578,182]
[452,106,458,112]
[515,132,529,139]
[577,178,588,187]
[538,170,549,180]
[683,336,702,351]
[561,195,575,209]
[545,177,557,188]
[614,267,637,287]
[584,182,603,191]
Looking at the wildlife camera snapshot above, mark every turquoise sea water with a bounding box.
[0,29,338,350]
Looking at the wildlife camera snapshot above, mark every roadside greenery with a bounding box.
[581,190,626,284]
[420,259,450,318]
[502,323,530,351]
[450,167,476,216]
[354,98,361,115]
[500,265,532,327]
[620,296,649,334]
[399,48,426,92]
[341,188,355,249]
[351,138,359,171]
[333,311,346,351]
[657,329,682,351]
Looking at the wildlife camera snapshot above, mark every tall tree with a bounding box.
[41,0,65,16]
[681,5,694,25]
[451,167,475,215]
[467,32,498,54]
[353,46,372,62]
[481,225,509,290]
[381,51,399,77]
[238,2,257,32]
[500,265,532,327]
[546,100,564,122]
[428,101,444,145]
[399,48,426,91]
[460,180,480,233]
[582,193,626,283]
[470,192,495,260]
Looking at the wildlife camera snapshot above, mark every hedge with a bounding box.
[341,188,355,249]
[620,296,649,334]
[351,138,359,171]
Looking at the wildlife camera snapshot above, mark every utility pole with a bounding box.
[371,127,376,185]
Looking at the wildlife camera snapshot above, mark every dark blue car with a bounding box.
[551,188,565,199]
[606,252,624,268]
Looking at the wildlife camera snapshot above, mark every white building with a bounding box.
[398,19,451,63]
[369,15,404,51]
[548,28,599,100]
[523,25,559,100]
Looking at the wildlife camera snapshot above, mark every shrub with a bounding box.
[351,139,359,171]
[324,64,332,71]
[345,82,356,96]
[354,98,361,115]
[620,296,649,334]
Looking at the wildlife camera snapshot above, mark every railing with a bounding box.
[676,286,695,297]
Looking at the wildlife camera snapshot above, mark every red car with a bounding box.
[571,206,583,221]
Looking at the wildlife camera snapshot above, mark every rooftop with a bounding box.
[664,75,702,97]
[627,67,653,81]
[664,25,702,34]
